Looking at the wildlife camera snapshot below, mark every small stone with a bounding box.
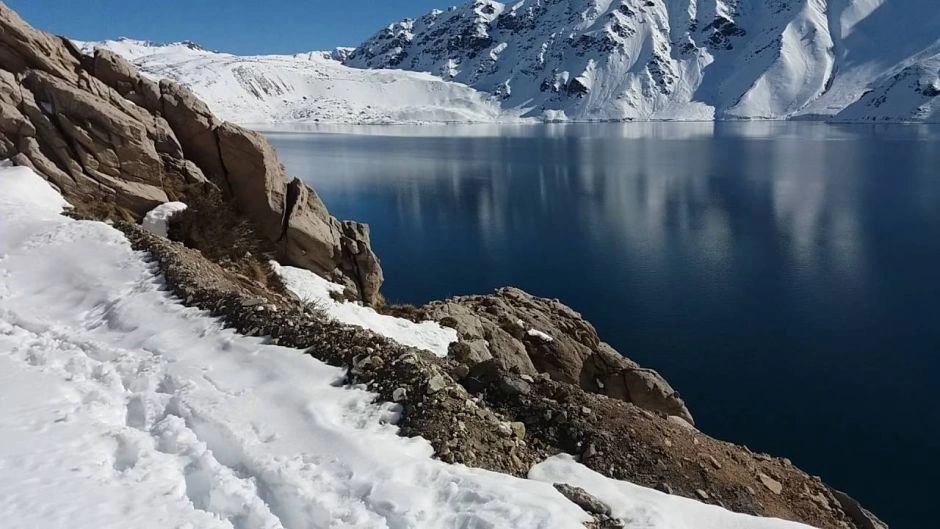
[758,472,784,495]
[453,364,470,379]
[497,422,513,437]
[655,483,673,495]
[695,489,710,501]
[581,406,592,415]
[510,453,524,469]
[663,438,673,448]
[427,375,448,394]
[667,416,696,430]
[520,374,535,383]
[392,387,408,402]
[583,443,598,459]
[553,484,611,516]
[510,421,526,439]
[745,486,757,496]
[702,454,722,470]
[240,298,263,307]
[499,377,532,396]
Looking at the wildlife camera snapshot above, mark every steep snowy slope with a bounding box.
[0,162,818,529]
[77,39,507,124]
[347,0,940,122]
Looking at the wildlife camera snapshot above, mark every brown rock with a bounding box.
[423,287,693,422]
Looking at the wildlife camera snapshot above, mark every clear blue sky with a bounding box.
[7,0,452,54]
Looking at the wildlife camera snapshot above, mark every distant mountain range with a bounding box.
[81,0,940,124]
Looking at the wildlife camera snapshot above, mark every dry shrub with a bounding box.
[167,187,282,289]
[377,303,430,323]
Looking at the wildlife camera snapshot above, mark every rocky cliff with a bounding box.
[0,2,383,304]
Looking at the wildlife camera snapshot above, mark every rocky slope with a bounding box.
[0,4,886,529]
[0,3,382,304]
[346,0,940,122]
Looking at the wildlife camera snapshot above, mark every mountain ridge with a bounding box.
[77,1,940,124]
[345,0,940,123]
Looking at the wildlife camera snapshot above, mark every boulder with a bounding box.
[282,178,384,305]
[0,2,384,303]
[215,122,286,240]
[424,287,693,423]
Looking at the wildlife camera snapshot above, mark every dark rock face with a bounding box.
[423,287,694,423]
[0,2,383,304]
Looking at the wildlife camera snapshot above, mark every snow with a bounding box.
[76,39,511,125]
[527,329,554,342]
[75,2,940,125]
[271,262,457,357]
[141,201,187,237]
[0,162,820,529]
[0,163,588,528]
[531,455,815,529]
[345,0,940,123]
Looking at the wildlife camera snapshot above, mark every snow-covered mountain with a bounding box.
[79,1,940,124]
[76,39,507,124]
[346,0,940,122]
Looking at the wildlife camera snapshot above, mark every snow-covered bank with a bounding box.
[271,261,457,357]
[0,163,814,528]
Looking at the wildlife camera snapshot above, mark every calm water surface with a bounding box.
[265,122,940,529]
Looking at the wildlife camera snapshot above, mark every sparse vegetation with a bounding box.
[167,186,283,291]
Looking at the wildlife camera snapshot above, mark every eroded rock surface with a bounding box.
[0,2,382,304]
[424,287,694,423]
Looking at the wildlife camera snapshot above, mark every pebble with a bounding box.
[758,472,784,495]
[583,443,598,459]
[453,364,470,379]
[695,489,710,501]
[703,454,722,470]
[499,377,532,396]
[510,421,526,439]
[655,483,673,495]
[427,375,448,394]
[497,422,513,437]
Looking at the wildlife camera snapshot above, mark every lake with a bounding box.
[265,122,940,529]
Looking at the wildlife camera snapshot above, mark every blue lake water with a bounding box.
[266,122,940,529]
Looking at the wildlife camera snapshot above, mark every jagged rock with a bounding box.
[829,488,890,529]
[0,2,384,304]
[554,483,611,516]
[282,178,383,305]
[423,287,693,423]
[758,472,784,495]
[216,122,286,240]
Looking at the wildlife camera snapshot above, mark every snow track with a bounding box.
[0,165,588,529]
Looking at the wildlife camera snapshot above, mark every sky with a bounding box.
[7,0,454,54]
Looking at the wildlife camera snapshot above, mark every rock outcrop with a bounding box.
[0,2,383,304]
[424,287,694,423]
